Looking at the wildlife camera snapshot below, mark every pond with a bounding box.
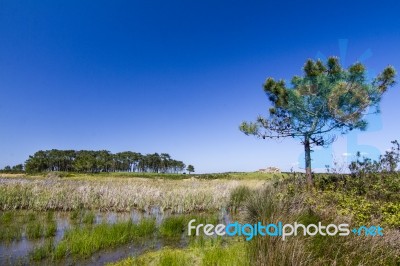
[0,208,235,265]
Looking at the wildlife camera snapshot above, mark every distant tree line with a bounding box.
[0,164,24,173]
[16,149,192,174]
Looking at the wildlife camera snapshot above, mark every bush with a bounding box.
[229,185,252,212]
[159,216,186,238]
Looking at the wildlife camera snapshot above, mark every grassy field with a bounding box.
[0,171,399,265]
[1,171,287,180]
[108,238,248,266]
[107,172,400,266]
[0,173,267,212]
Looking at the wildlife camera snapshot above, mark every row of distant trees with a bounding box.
[1,164,24,173]
[1,149,194,174]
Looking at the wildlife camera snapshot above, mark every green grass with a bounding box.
[24,212,57,239]
[70,209,80,221]
[0,176,264,212]
[53,241,68,260]
[0,224,22,242]
[44,220,57,237]
[26,221,43,239]
[27,212,37,222]
[109,238,248,266]
[108,248,192,266]
[0,212,23,242]
[25,170,282,180]
[0,212,13,224]
[187,213,219,225]
[243,178,400,266]
[29,239,54,261]
[0,210,57,242]
[159,216,187,238]
[193,171,288,180]
[308,232,400,265]
[31,171,191,180]
[229,185,252,212]
[158,249,191,266]
[46,211,54,221]
[82,211,96,224]
[0,211,47,242]
[54,218,156,259]
[7,171,283,180]
[202,242,248,266]
[2,171,397,265]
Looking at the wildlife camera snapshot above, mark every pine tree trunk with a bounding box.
[304,135,313,185]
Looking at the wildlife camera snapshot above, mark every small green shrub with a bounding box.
[29,240,54,261]
[159,216,186,238]
[0,212,13,224]
[70,209,80,221]
[26,221,43,239]
[44,221,57,237]
[229,185,252,212]
[0,224,22,242]
[82,211,96,224]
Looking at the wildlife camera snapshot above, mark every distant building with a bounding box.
[259,167,281,173]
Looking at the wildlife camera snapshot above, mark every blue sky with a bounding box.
[1,0,399,173]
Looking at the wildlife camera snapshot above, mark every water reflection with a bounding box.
[0,208,233,265]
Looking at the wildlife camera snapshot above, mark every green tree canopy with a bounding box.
[24,149,188,174]
[187,165,195,174]
[240,57,396,184]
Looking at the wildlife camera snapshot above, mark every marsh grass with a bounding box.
[46,211,54,221]
[158,249,191,266]
[26,221,43,239]
[70,209,80,221]
[0,177,264,213]
[0,210,57,242]
[308,231,400,265]
[82,211,96,224]
[108,248,192,266]
[244,183,400,266]
[159,216,186,238]
[44,220,57,237]
[109,238,248,266]
[0,212,13,224]
[29,239,54,261]
[3,172,397,265]
[22,171,282,180]
[219,172,288,180]
[0,224,22,242]
[24,211,58,240]
[0,211,23,242]
[26,212,37,222]
[53,218,156,259]
[229,185,252,212]
[158,213,220,239]
[53,241,68,260]
[186,213,219,226]
[69,209,96,225]
[244,186,312,265]
[202,242,248,266]
[159,213,220,239]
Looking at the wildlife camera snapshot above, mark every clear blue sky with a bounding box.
[1,0,399,173]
